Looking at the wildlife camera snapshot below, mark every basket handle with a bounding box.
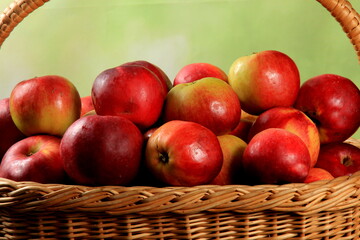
[0,0,359,62]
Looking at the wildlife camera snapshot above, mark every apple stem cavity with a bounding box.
[342,156,353,167]
[159,152,169,164]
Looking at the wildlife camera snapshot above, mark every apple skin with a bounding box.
[242,128,311,184]
[314,142,360,178]
[145,120,223,186]
[228,50,300,115]
[80,96,95,117]
[210,135,247,185]
[303,168,334,183]
[229,110,258,143]
[163,77,241,135]
[9,75,82,136]
[60,115,143,186]
[0,135,65,183]
[248,107,320,168]
[0,98,25,159]
[173,62,228,86]
[294,74,360,144]
[121,60,172,96]
[92,65,165,130]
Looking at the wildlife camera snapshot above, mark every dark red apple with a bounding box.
[60,115,143,186]
[145,120,223,186]
[163,77,241,135]
[121,60,172,95]
[173,62,228,86]
[294,74,360,144]
[315,142,360,178]
[0,98,25,159]
[91,65,165,130]
[228,50,300,115]
[243,128,311,184]
[0,135,65,183]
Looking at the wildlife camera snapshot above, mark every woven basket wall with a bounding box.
[0,0,360,239]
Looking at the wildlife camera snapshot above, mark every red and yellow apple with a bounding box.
[9,75,81,136]
[173,62,228,86]
[80,96,95,117]
[294,74,360,144]
[314,142,360,178]
[228,50,300,115]
[230,110,258,143]
[248,107,320,168]
[243,128,311,184]
[145,120,223,186]
[60,115,143,186]
[163,77,241,135]
[0,98,25,159]
[303,168,334,183]
[210,134,247,185]
[0,135,65,183]
[91,64,165,130]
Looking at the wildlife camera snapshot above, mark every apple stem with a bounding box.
[159,152,169,164]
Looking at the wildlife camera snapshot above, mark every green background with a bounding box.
[0,0,359,138]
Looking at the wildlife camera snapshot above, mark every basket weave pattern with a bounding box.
[0,0,359,239]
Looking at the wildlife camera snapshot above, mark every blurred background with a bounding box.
[0,0,359,138]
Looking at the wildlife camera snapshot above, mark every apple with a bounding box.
[80,96,94,117]
[121,60,172,95]
[248,107,320,168]
[60,115,143,186]
[91,64,165,130]
[163,77,241,135]
[9,75,81,136]
[314,142,360,178]
[0,135,65,183]
[173,62,228,86]
[145,120,223,186]
[0,98,25,159]
[303,168,334,183]
[228,50,300,115]
[210,135,247,185]
[230,110,258,142]
[242,128,311,184]
[294,74,360,144]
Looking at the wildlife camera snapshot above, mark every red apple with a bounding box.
[145,120,223,186]
[173,62,228,86]
[314,142,360,178]
[0,98,25,159]
[243,128,311,184]
[80,96,94,117]
[163,77,241,135]
[228,50,300,115]
[9,75,81,136]
[294,74,360,144]
[91,65,165,130]
[121,60,172,95]
[0,135,65,183]
[303,168,334,183]
[230,110,258,142]
[210,135,247,185]
[60,115,143,186]
[248,107,320,168]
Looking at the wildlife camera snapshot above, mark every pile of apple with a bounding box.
[0,50,359,187]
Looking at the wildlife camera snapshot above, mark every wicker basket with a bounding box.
[0,0,360,239]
